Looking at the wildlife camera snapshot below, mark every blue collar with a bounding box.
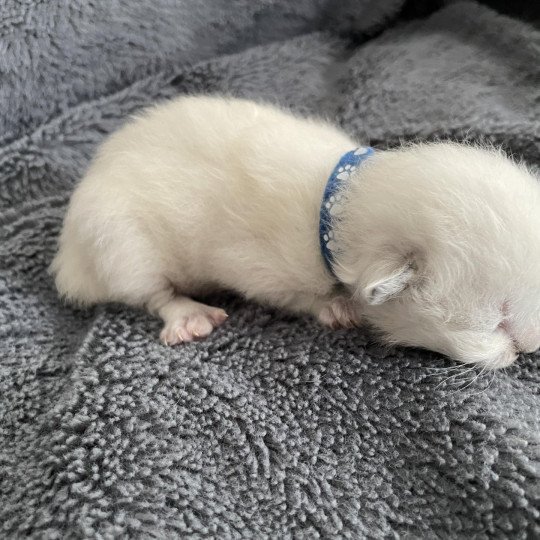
[319,146,375,277]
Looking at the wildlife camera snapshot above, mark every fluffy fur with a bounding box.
[51,96,540,369]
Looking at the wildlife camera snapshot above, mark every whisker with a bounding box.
[446,366,481,392]
[460,364,487,391]
[427,363,471,378]
[462,369,497,398]
[425,364,464,372]
[435,364,477,389]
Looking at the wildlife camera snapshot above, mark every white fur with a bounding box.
[51,96,540,368]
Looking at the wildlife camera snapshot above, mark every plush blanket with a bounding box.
[1,1,539,537]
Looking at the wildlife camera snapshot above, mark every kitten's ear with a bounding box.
[362,257,417,305]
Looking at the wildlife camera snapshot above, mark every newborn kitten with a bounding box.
[51,96,540,369]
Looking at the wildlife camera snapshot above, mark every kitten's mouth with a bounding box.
[497,319,514,339]
[497,301,517,345]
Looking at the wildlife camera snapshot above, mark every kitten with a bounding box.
[51,96,540,368]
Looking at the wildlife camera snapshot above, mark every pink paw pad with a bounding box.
[160,308,228,346]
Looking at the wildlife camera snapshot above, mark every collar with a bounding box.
[319,146,375,278]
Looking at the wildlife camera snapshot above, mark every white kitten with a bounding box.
[51,96,540,369]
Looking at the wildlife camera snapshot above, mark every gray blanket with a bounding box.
[1,1,539,537]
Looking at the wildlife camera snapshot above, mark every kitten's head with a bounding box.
[336,143,540,368]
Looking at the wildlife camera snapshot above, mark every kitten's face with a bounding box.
[337,143,540,368]
[361,263,540,369]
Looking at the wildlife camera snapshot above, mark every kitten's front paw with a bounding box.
[318,297,361,329]
[160,307,228,345]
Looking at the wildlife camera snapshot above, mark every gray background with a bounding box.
[1,1,539,537]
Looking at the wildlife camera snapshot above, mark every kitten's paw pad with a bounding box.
[160,308,228,345]
[318,297,361,330]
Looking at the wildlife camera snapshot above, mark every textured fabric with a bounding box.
[319,147,374,275]
[1,1,540,538]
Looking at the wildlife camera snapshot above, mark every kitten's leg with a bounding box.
[148,290,228,345]
[269,291,362,329]
[316,295,362,329]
